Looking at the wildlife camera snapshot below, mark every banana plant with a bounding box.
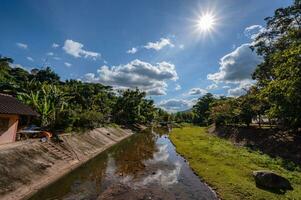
[17,83,70,127]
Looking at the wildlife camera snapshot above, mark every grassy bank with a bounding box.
[169,126,301,200]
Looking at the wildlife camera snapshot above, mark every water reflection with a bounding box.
[112,130,157,177]
[29,128,217,200]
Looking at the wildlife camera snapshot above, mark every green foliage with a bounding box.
[113,89,156,124]
[251,1,301,130]
[172,110,196,123]
[72,110,104,129]
[156,108,171,123]
[192,93,215,125]
[0,58,158,131]
[17,84,70,127]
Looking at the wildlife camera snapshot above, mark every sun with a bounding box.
[197,13,215,32]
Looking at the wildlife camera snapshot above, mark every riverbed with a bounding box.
[28,128,217,200]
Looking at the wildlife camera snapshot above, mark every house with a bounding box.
[0,93,39,145]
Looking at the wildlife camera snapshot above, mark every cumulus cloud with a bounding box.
[52,43,59,48]
[206,84,218,90]
[244,25,265,40]
[63,39,100,59]
[16,42,28,49]
[146,88,167,95]
[84,59,178,95]
[144,38,174,51]
[26,56,34,62]
[158,98,196,112]
[188,88,208,95]
[127,47,138,54]
[175,84,181,91]
[227,80,255,97]
[64,62,72,67]
[207,43,262,83]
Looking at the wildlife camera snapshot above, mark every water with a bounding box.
[29,128,217,200]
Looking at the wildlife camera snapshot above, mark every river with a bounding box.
[28,128,217,200]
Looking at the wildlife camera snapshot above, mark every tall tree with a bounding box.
[252,0,301,129]
[192,93,215,125]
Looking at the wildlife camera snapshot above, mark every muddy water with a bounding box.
[29,128,217,200]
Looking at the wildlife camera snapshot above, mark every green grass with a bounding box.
[169,126,301,200]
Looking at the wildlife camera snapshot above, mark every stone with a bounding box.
[253,170,293,190]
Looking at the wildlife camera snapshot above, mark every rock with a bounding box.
[253,170,293,190]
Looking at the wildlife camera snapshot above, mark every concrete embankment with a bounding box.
[0,126,135,200]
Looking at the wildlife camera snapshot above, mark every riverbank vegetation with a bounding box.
[170,126,301,200]
[0,58,162,131]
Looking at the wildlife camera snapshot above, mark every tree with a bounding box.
[18,84,69,128]
[33,67,60,84]
[252,0,301,130]
[192,93,215,125]
[113,89,156,124]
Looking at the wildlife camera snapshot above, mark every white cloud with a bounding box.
[16,42,28,49]
[63,39,100,59]
[84,73,95,82]
[227,80,255,97]
[26,56,34,62]
[206,84,218,90]
[179,44,184,49]
[207,43,262,83]
[244,25,265,40]
[227,87,245,97]
[144,38,174,51]
[47,52,54,56]
[188,88,208,95]
[175,84,181,91]
[127,47,138,54]
[52,43,59,48]
[222,85,231,89]
[146,88,167,95]
[9,63,28,70]
[64,62,72,67]
[84,59,178,95]
[158,98,196,112]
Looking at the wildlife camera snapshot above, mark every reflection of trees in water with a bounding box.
[29,129,165,200]
[153,127,169,136]
[29,153,109,200]
[112,130,157,177]
[84,153,109,194]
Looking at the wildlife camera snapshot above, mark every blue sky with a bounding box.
[0,0,293,111]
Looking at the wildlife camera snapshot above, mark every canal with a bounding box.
[28,128,217,200]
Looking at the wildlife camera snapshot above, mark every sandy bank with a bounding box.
[0,126,136,200]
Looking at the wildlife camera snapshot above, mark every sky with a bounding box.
[0,0,293,112]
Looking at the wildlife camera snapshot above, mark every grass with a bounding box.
[169,126,301,200]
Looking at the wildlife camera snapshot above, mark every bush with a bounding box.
[74,110,104,129]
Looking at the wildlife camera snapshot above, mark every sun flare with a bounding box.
[197,13,216,32]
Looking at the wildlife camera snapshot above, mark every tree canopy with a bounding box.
[0,56,161,131]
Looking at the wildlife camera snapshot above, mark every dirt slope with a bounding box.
[0,126,134,200]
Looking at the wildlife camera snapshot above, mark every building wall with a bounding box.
[0,114,19,145]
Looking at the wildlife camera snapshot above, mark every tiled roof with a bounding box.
[0,93,39,116]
